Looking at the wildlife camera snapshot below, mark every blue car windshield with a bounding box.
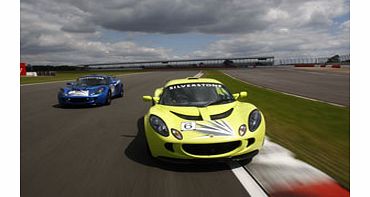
[76,77,108,86]
[159,83,235,107]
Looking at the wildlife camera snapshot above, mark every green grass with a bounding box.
[20,70,144,84]
[203,70,350,189]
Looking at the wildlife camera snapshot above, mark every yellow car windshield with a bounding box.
[159,83,234,107]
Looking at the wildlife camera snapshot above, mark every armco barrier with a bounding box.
[294,64,315,67]
[331,64,341,68]
[36,71,56,76]
[26,72,38,77]
[325,64,341,68]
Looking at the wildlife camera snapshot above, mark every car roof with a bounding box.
[78,74,111,78]
[164,77,223,87]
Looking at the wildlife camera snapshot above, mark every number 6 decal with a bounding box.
[181,122,195,131]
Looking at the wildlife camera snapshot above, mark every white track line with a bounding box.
[20,72,149,87]
[193,71,204,78]
[228,161,268,197]
[222,71,346,108]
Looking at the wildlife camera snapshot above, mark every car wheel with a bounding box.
[146,142,152,158]
[238,158,253,165]
[119,85,124,97]
[143,135,154,159]
[106,91,112,105]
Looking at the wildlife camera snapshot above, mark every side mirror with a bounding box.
[233,91,248,100]
[143,96,153,102]
[142,96,160,105]
[153,97,160,103]
[239,91,248,99]
[66,82,74,86]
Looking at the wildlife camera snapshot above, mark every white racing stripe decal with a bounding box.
[222,71,346,108]
[228,161,268,197]
[211,120,230,131]
[220,120,234,133]
[196,120,234,136]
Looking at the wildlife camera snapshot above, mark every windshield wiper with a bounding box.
[204,98,234,107]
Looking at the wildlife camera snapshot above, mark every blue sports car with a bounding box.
[58,75,124,106]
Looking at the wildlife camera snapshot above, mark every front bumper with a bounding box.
[157,150,259,164]
[145,120,265,160]
[58,94,106,105]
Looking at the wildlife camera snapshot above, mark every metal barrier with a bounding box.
[276,54,350,65]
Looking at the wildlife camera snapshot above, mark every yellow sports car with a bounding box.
[142,77,265,163]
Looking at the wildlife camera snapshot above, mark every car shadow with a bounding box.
[124,117,231,172]
[52,104,102,109]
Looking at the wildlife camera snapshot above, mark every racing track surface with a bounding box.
[21,71,252,197]
[224,67,350,106]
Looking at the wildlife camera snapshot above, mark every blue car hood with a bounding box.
[65,85,106,91]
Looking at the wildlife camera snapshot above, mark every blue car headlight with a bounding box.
[248,109,262,132]
[149,115,169,137]
[91,87,105,95]
[59,88,68,96]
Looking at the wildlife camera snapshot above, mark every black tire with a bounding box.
[145,139,154,159]
[238,158,253,165]
[142,131,155,160]
[105,91,112,105]
[146,141,163,165]
[118,85,124,97]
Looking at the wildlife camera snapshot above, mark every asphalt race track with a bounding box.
[21,71,252,197]
[21,69,350,197]
[224,67,350,106]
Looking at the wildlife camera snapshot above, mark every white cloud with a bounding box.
[192,28,349,58]
[21,0,171,64]
[21,0,350,64]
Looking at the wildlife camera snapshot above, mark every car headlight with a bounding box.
[238,124,247,136]
[171,129,183,140]
[248,109,261,132]
[149,115,169,137]
[92,87,104,95]
[59,88,68,96]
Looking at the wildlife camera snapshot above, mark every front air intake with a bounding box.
[171,111,203,121]
[210,108,234,120]
[182,141,241,155]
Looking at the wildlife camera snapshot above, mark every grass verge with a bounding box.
[203,70,350,189]
[20,70,144,85]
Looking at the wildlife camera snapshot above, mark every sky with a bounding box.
[20,0,350,65]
